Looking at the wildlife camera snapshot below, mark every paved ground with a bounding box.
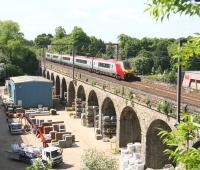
[0,87,119,170]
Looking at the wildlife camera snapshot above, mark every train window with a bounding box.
[123,61,131,69]
[76,59,87,64]
[62,57,70,61]
[47,54,50,58]
[98,62,110,68]
[53,55,58,59]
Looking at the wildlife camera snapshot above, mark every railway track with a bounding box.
[128,81,200,106]
[44,61,200,107]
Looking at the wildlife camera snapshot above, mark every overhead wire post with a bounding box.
[72,45,75,81]
[176,38,185,124]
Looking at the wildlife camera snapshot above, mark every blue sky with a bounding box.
[0,0,199,42]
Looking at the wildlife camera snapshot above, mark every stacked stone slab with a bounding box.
[120,143,144,170]
[82,101,86,113]
[81,113,87,126]
[75,98,83,118]
[72,101,75,109]
[82,106,99,127]
[102,116,116,138]
[52,133,73,148]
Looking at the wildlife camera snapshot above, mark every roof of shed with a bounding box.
[10,76,52,84]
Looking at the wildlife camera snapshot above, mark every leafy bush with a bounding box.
[144,98,151,107]
[156,103,162,112]
[159,113,200,170]
[156,101,172,115]
[26,158,52,170]
[128,90,134,100]
[161,70,176,83]
[81,149,117,170]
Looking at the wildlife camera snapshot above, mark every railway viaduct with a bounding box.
[41,60,177,169]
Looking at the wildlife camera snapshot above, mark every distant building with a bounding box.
[182,71,200,90]
[9,76,53,108]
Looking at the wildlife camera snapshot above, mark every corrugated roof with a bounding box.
[185,71,200,74]
[10,76,52,84]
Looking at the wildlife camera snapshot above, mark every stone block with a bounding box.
[95,134,102,140]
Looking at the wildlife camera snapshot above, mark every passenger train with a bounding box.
[45,52,135,80]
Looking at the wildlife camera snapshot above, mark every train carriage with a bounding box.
[46,52,52,61]
[74,56,93,70]
[93,59,117,77]
[51,53,61,63]
[61,54,73,65]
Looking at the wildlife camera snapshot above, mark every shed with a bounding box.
[182,71,200,90]
[9,76,53,108]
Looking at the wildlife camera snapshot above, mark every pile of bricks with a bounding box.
[75,98,82,118]
[30,118,75,148]
[102,115,116,139]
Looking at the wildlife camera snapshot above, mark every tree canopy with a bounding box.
[146,0,200,21]
[49,26,106,57]
[146,0,200,67]
[0,20,38,85]
[34,33,53,48]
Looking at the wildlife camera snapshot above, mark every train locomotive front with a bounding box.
[116,60,134,80]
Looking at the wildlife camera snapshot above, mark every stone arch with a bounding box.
[119,106,141,148]
[51,73,55,86]
[146,119,172,169]
[68,81,75,106]
[61,78,67,100]
[88,90,99,106]
[77,85,86,101]
[101,97,117,138]
[43,70,46,77]
[55,76,60,97]
[47,71,50,80]
[193,141,200,149]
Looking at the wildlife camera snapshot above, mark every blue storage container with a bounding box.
[9,76,53,108]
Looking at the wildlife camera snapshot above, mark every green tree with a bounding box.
[118,34,141,58]
[145,0,200,65]
[153,39,172,72]
[0,20,21,44]
[34,34,53,48]
[69,26,91,55]
[50,37,71,53]
[54,26,66,39]
[106,43,115,59]
[0,20,38,83]
[159,113,200,170]
[131,49,154,74]
[88,36,106,56]
[146,0,200,21]
[0,63,23,85]
[11,47,38,75]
